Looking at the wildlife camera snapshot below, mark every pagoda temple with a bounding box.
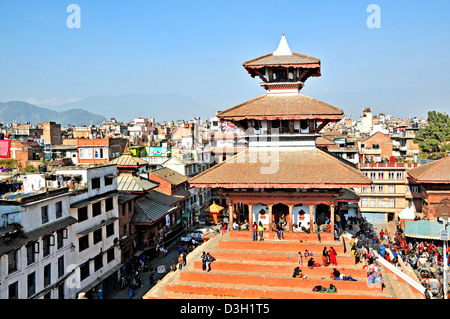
[190,35,371,237]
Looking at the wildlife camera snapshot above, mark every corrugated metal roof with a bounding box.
[132,196,175,224]
[117,175,158,193]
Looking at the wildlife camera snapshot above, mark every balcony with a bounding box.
[361,147,381,155]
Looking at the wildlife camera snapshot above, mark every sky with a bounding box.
[0,0,449,120]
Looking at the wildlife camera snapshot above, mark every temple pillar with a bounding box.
[330,204,335,234]
[268,205,273,230]
[248,204,253,227]
[228,204,234,227]
[288,205,293,232]
[309,204,315,230]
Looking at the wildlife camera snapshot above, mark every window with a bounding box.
[396,171,404,180]
[57,229,65,249]
[80,262,90,281]
[388,172,395,179]
[106,223,114,237]
[378,172,384,179]
[281,120,289,133]
[92,201,102,217]
[377,185,384,193]
[27,272,36,298]
[361,198,368,208]
[44,264,51,287]
[8,250,18,274]
[371,185,376,193]
[55,201,63,219]
[370,198,376,208]
[78,206,88,222]
[8,282,18,299]
[91,178,101,189]
[26,242,38,265]
[42,235,54,257]
[94,254,103,271]
[389,185,396,194]
[93,228,102,244]
[412,186,419,193]
[41,205,49,224]
[370,171,376,179]
[58,284,65,300]
[94,148,104,159]
[79,235,89,252]
[58,256,65,278]
[104,175,114,186]
[107,248,115,263]
[79,148,93,159]
[105,197,113,212]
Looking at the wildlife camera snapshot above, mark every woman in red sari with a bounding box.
[329,247,338,266]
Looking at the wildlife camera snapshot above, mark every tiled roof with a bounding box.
[243,53,320,67]
[189,148,371,188]
[407,157,450,183]
[117,174,159,193]
[217,94,343,120]
[149,167,188,186]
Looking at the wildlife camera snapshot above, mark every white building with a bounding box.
[0,164,121,299]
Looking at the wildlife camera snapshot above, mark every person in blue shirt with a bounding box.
[380,244,386,258]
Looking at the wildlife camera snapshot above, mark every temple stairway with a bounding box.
[142,230,424,299]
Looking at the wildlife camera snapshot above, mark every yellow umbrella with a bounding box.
[206,201,224,224]
[206,201,224,213]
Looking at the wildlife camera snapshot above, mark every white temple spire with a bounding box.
[273,33,292,56]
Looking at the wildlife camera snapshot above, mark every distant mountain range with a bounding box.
[0,93,218,127]
[53,93,218,123]
[0,101,106,126]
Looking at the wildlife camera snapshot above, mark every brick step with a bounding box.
[192,261,368,279]
[229,230,335,242]
[166,279,394,299]
[212,250,356,266]
[179,270,385,294]
[219,239,346,254]
[164,291,252,299]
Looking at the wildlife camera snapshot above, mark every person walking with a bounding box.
[252,222,258,241]
[277,221,284,240]
[258,221,264,241]
[298,251,303,267]
[178,254,184,270]
[206,252,214,272]
[182,251,187,267]
[148,267,155,285]
[329,247,338,266]
[201,251,207,271]
[322,247,329,266]
[314,222,321,242]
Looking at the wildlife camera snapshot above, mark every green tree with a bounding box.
[414,111,450,158]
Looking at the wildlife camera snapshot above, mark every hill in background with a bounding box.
[54,93,218,123]
[0,101,106,126]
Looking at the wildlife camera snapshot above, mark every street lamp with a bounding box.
[437,217,449,299]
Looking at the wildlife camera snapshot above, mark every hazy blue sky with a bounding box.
[1,0,449,120]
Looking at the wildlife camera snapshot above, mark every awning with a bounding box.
[404,220,444,240]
